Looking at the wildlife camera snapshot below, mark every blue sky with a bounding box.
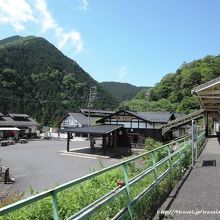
[1,0,220,86]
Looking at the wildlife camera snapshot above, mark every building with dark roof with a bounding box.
[96,110,176,146]
[62,109,177,151]
[0,113,39,139]
[60,109,115,132]
[60,112,99,129]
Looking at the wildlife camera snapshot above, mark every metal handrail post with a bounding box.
[191,120,197,166]
[122,163,133,219]
[51,191,59,220]
[151,152,159,193]
[166,146,173,172]
[151,152,158,181]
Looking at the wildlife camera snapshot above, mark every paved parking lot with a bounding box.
[0,140,119,195]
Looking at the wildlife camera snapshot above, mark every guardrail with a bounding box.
[0,131,206,219]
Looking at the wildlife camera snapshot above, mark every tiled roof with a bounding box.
[69,113,87,125]
[128,111,173,123]
[0,116,39,127]
[69,113,99,126]
[98,110,174,124]
[61,124,123,134]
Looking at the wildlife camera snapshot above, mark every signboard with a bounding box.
[116,116,133,121]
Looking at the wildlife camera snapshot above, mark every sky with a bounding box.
[1,0,220,87]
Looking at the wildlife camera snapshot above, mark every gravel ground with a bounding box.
[0,183,12,203]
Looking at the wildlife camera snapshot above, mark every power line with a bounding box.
[0,95,106,103]
[0,95,89,103]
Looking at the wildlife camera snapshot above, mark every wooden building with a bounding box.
[0,113,39,139]
[60,109,114,129]
[62,109,177,153]
[97,110,175,147]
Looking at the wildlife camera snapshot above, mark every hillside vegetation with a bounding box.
[100,81,150,102]
[122,55,220,113]
[0,36,118,125]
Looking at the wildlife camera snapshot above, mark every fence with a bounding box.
[0,131,206,219]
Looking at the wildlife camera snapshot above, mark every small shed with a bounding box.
[62,124,123,154]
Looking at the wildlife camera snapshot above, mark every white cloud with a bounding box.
[58,31,83,54]
[77,0,89,11]
[35,0,84,54]
[0,0,35,31]
[35,0,56,32]
[118,65,128,80]
[0,0,84,54]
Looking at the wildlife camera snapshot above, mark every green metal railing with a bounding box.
[0,132,205,220]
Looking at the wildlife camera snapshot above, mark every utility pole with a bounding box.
[88,86,97,126]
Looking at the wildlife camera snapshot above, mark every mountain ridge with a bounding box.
[0,35,119,125]
[100,81,151,102]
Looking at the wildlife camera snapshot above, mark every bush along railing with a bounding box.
[0,131,206,220]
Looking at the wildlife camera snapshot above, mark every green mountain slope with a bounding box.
[100,81,151,102]
[0,35,22,46]
[0,36,119,125]
[122,55,220,113]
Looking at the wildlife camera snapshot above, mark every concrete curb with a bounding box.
[59,150,110,159]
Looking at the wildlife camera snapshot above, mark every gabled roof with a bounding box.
[0,112,4,117]
[68,113,99,126]
[69,113,88,126]
[0,115,39,127]
[97,110,174,124]
[127,111,174,123]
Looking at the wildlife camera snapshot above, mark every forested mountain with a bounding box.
[122,55,220,113]
[1,35,220,126]
[0,36,118,125]
[100,81,150,102]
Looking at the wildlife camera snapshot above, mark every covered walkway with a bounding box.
[156,138,220,220]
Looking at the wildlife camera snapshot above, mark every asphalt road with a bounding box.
[0,139,119,195]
